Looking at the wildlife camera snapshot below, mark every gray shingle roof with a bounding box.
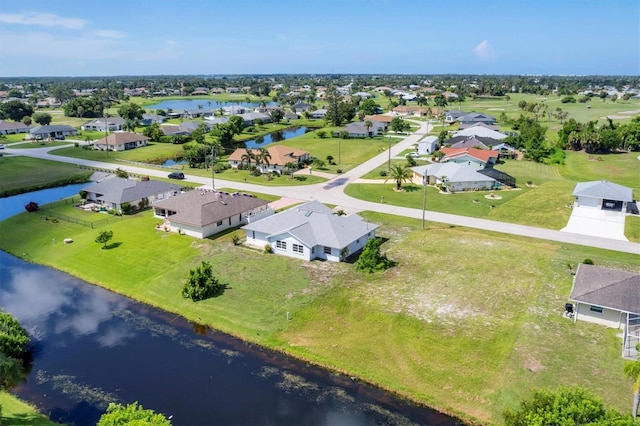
[153,189,269,227]
[412,163,495,184]
[570,264,640,314]
[30,125,76,134]
[572,181,633,202]
[242,200,379,248]
[84,177,181,204]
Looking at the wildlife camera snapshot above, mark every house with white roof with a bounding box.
[571,180,633,212]
[453,126,508,140]
[418,136,439,154]
[242,200,380,262]
[81,117,125,132]
[411,163,498,191]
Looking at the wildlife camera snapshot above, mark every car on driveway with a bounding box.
[406,152,420,158]
[168,172,185,179]
[0,144,4,149]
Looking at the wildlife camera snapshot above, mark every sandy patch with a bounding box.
[601,115,629,120]
[484,194,502,200]
[487,108,505,111]
[269,197,305,210]
[618,110,640,114]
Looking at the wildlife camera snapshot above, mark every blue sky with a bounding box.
[0,0,638,77]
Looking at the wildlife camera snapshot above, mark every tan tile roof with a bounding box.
[440,147,499,163]
[228,145,309,167]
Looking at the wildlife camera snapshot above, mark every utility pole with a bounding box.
[387,135,391,171]
[422,175,427,230]
[211,144,216,190]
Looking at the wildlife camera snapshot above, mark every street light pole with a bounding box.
[387,135,391,171]
[104,111,109,159]
[211,145,216,190]
[422,175,427,230]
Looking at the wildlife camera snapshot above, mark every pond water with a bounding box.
[0,251,462,426]
[0,183,87,221]
[244,126,310,149]
[144,99,275,111]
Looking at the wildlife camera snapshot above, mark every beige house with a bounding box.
[152,189,272,238]
[93,132,150,152]
[228,145,310,175]
[569,263,639,359]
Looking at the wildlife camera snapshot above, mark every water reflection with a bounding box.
[0,262,134,349]
[0,251,461,426]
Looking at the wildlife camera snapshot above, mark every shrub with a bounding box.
[355,238,396,273]
[181,261,225,302]
[379,170,387,177]
[264,244,273,253]
[74,142,79,147]
[317,130,327,138]
[583,258,594,265]
[24,201,39,212]
[561,95,577,103]
[107,209,116,215]
[231,235,240,246]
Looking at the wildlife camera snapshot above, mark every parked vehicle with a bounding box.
[168,172,185,179]
[406,152,420,158]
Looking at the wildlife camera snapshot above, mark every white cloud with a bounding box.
[473,40,495,60]
[0,31,128,60]
[0,12,87,29]
[92,30,126,39]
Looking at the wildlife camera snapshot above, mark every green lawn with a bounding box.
[0,392,57,425]
[50,142,185,165]
[0,156,92,197]
[5,141,71,149]
[347,151,639,234]
[0,206,636,425]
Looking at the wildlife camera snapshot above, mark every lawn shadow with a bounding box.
[104,241,122,250]
[402,185,421,193]
[294,176,308,182]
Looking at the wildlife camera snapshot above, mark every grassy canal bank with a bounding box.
[1,202,637,424]
[0,392,57,425]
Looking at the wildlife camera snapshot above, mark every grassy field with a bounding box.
[0,156,92,197]
[346,151,640,233]
[0,205,636,425]
[0,392,57,425]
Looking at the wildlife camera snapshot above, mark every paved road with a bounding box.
[4,122,640,255]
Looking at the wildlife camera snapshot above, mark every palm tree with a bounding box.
[256,148,271,172]
[624,360,640,419]
[240,148,256,171]
[284,161,297,179]
[364,120,373,137]
[416,95,428,116]
[385,164,412,191]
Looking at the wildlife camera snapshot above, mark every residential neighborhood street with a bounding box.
[4,120,640,255]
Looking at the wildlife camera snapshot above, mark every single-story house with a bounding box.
[352,91,373,99]
[453,126,508,140]
[445,110,467,123]
[572,180,634,212]
[239,112,271,125]
[392,105,422,116]
[446,136,502,149]
[311,109,327,119]
[335,121,383,138]
[204,116,230,126]
[92,132,150,152]
[29,125,77,140]
[458,122,501,132]
[292,103,313,113]
[457,113,496,125]
[0,120,32,135]
[228,145,310,174]
[81,117,125,132]
[152,189,272,239]
[242,200,380,262]
[569,263,639,359]
[83,177,182,213]
[418,136,439,154]
[411,162,498,191]
[439,147,499,168]
[284,111,299,121]
[140,113,167,126]
[364,114,393,130]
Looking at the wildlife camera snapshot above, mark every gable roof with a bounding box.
[440,147,499,164]
[457,112,496,123]
[572,180,633,202]
[364,114,394,123]
[448,135,506,150]
[94,132,149,146]
[84,177,181,205]
[570,264,640,314]
[153,189,269,228]
[242,200,379,249]
[30,124,76,134]
[0,120,32,132]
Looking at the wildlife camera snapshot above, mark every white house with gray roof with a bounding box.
[29,125,77,140]
[569,263,639,359]
[83,177,181,213]
[152,189,272,238]
[242,200,379,262]
[411,163,498,191]
[571,180,634,212]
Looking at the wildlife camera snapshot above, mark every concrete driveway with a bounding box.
[561,206,628,241]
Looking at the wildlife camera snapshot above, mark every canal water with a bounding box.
[144,99,276,111]
[0,183,87,222]
[244,126,310,149]
[0,251,461,425]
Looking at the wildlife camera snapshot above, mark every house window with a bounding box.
[216,220,223,226]
[276,241,287,250]
[293,244,303,254]
[252,231,255,239]
[589,305,604,314]
[323,246,331,254]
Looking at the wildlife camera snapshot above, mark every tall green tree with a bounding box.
[95,230,114,249]
[433,93,448,109]
[624,360,640,419]
[32,112,52,125]
[0,100,34,121]
[324,86,342,126]
[117,102,145,122]
[227,115,246,135]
